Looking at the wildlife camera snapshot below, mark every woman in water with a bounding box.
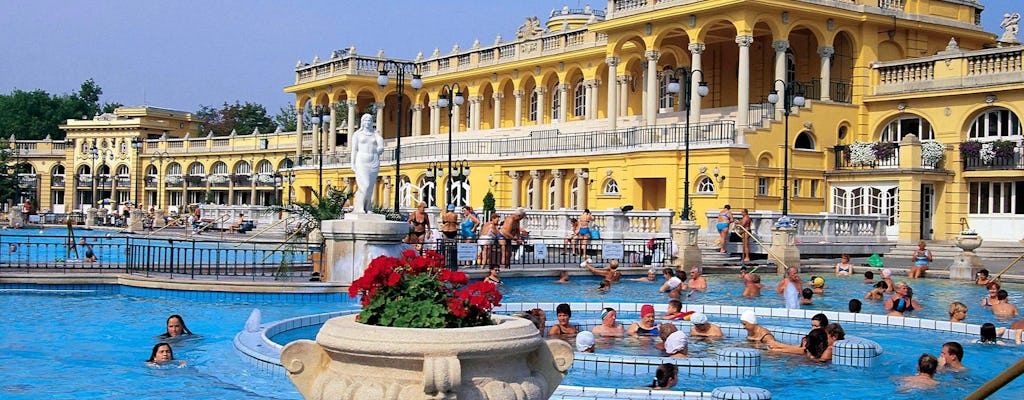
[948,302,968,323]
[740,310,778,347]
[886,283,922,316]
[146,343,187,367]
[547,303,579,338]
[157,315,193,340]
[646,363,678,390]
[626,304,660,336]
[974,322,1007,345]
[835,254,853,276]
[483,267,502,285]
[982,281,1003,307]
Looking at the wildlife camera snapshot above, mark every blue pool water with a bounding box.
[3,275,1023,399]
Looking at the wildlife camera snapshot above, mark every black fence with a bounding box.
[0,233,316,280]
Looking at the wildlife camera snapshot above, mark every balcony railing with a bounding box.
[51,175,65,187]
[833,144,901,170]
[963,144,1024,171]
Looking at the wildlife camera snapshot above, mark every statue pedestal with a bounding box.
[670,220,702,270]
[9,206,24,228]
[321,213,411,284]
[949,234,985,281]
[154,210,167,228]
[768,227,800,275]
[128,209,146,232]
[85,209,98,228]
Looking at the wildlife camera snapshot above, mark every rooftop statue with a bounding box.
[1000,12,1020,44]
[350,114,383,213]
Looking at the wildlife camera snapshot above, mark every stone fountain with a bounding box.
[948,231,984,280]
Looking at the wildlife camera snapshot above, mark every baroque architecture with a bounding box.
[12,1,1023,242]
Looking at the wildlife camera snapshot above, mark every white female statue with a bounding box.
[350,113,384,213]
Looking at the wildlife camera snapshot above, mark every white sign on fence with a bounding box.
[534,243,547,259]
[457,243,478,262]
[602,242,624,260]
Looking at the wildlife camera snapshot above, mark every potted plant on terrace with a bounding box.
[281,251,573,399]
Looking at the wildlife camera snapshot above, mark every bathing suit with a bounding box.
[478,234,494,245]
[460,219,477,239]
[892,297,915,313]
[410,215,427,236]
[442,231,458,239]
[756,332,774,344]
[837,264,851,273]
[914,250,930,267]
[578,227,591,236]
[556,324,577,335]
[635,325,660,336]
[716,222,730,232]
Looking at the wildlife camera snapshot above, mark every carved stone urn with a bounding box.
[954,233,983,252]
[949,232,985,280]
[281,315,573,400]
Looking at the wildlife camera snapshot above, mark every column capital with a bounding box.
[373,101,386,109]
[508,171,522,180]
[736,35,754,47]
[429,102,439,109]
[492,93,504,100]
[818,45,835,58]
[513,89,525,98]
[529,169,542,179]
[584,79,601,87]
[469,96,484,103]
[606,56,620,67]
[772,40,790,53]
[574,168,588,177]
[533,87,547,95]
[346,99,358,106]
[557,84,570,93]
[551,169,564,179]
[413,104,425,111]
[616,75,632,84]
[644,50,661,61]
[687,43,706,54]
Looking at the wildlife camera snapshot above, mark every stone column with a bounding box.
[583,80,593,120]
[644,50,660,126]
[328,103,337,152]
[509,171,522,208]
[552,169,564,209]
[618,76,630,116]
[412,104,424,136]
[534,87,546,124]
[688,43,705,121]
[452,103,461,133]
[529,170,543,209]
[346,100,358,144]
[374,102,386,136]
[671,220,703,270]
[250,180,257,205]
[898,133,922,169]
[429,103,440,135]
[129,209,145,232]
[558,84,568,123]
[606,57,619,129]
[294,106,304,159]
[493,93,503,129]
[574,168,589,210]
[513,90,524,127]
[311,105,322,157]
[470,96,483,131]
[772,40,790,116]
[768,227,801,272]
[818,46,834,101]
[736,35,754,134]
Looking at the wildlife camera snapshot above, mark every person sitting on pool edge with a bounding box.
[157,314,194,340]
[627,304,660,336]
[740,310,778,347]
[646,363,678,390]
[937,341,966,372]
[835,254,854,276]
[900,354,939,389]
[575,331,595,353]
[664,331,688,358]
[689,312,724,338]
[582,258,621,283]
[592,307,624,337]
[548,303,579,338]
[146,343,187,368]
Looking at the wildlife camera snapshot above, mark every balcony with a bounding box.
[963,141,1024,171]
[833,144,901,170]
[231,174,252,187]
[873,46,1024,96]
[51,175,65,187]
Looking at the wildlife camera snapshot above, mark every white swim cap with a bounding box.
[740,310,758,324]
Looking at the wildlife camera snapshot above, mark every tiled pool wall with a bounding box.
[234,310,355,375]
[0,282,354,304]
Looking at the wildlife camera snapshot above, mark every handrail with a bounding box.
[731,223,789,273]
[145,218,181,238]
[964,356,1024,400]
[993,252,1024,283]
[235,218,287,247]
[258,228,307,265]
[191,214,232,238]
[959,217,970,231]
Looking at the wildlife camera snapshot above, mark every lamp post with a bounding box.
[150,151,172,211]
[437,84,464,207]
[131,137,143,206]
[450,160,470,207]
[88,146,114,210]
[310,105,326,199]
[665,66,709,221]
[281,156,296,205]
[424,161,443,207]
[767,80,806,216]
[377,60,423,211]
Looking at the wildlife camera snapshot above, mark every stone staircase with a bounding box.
[887,240,1024,274]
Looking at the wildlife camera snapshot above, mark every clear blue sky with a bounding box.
[0,0,1018,114]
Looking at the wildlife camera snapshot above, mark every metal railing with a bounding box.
[417,237,672,270]
[963,143,1024,170]
[833,144,901,170]
[748,99,775,128]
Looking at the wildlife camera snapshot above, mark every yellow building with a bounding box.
[12,1,1022,243]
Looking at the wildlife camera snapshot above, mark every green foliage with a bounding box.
[482,191,495,220]
[273,104,314,132]
[0,78,118,140]
[362,272,449,328]
[278,188,352,229]
[196,101,275,136]
[370,204,406,221]
[0,141,25,204]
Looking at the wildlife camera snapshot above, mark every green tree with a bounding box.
[78,78,103,117]
[273,104,313,132]
[0,141,25,205]
[0,79,115,140]
[196,101,275,136]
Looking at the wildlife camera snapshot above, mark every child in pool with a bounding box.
[800,288,814,305]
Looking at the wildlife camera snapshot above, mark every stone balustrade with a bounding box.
[703,210,890,253]
[873,46,1024,95]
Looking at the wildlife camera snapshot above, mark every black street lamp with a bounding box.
[377,60,423,211]
[767,80,806,216]
[450,160,470,207]
[665,66,709,221]
[310,105,326,199]
[88,146,114,210]
[437,83,464,207]
[131,137,143,206]
[424,161,443,207]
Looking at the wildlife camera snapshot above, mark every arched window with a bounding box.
[880,115,933,141]
[550,81,561,121]
[603,179,619,195]
[187,162,205,176]
[210,161,228,175]
[569,177,580,209]
[658,70,675,110]
[449,177,469,207]
[696,176,716,193]
[234,161,252,175]
[256,160,274,174]
[116,165,129,177]
[529,90,538,122]
[526,178,535,208]
[969,108,1022,140]
[398,176,412,208]
[794,131,815,150]
[786,51,796,83]
[97,164,111,177]
[837,125,849,143]
[547,179,556,209]
[573,78,586,117]
[418,176,436,207]
[52,164,65,175]
[146,165,157,176]
[166,162,183,176]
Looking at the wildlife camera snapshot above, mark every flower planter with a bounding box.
[955,233,983,252]
[281,314,573,399]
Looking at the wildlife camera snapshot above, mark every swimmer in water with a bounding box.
[146,343,187,368]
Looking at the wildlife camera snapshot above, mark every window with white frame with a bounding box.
[550,82,561,121]
[573,78,586,117]
[968,108,1022,140]
[831,184,899,226]
[880,115,933,141]
[810,180,819,198]
[167,162,183,176]
[398,177,412,208]
[696,176,715,193]
[547,179,556,209]
[757,177,769,196]
[969,181,1024,214]
[418,176,436,207]
[569,177,580,209]
[603,179,619,195]
[257,160,274,174]
[529,90,538,122]
[526,178,535,208]
[658,72,674,110]
[792,179,801,198]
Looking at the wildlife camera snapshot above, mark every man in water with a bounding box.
[900,354,939,389]
[776,266,803,309]
[937,342,966,372]
[350,114,384,213]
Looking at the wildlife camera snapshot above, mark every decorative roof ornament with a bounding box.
[472,39,480,49]
[432,48,441,58]
[377,49,385,58]
[296,60,303,68]
[516,16,545,40]
[416,51,424,61]
[450,43,460,54]
[999,12,1021,45]
[494,34,503,45]
[348,45,357,55]
[312,55,320,63]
